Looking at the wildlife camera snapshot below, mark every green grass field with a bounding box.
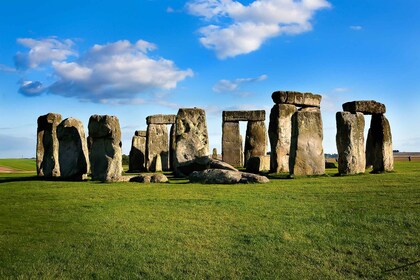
[0,160,419,279]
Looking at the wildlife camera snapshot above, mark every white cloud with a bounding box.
[333,87,351,93]
[14,37,77,70]
[18,80,46,96]
[187,0,331,58]
[350,25,363,30]
[14,38,193,103]
[0,64,16,73]
[212,74,267,93]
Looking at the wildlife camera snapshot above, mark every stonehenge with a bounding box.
[222,110,267,168]
[128,130,146,172]
[36,113,62,177]
[336,100,393,174]
[269,91,325,175]
[88,115,123,182]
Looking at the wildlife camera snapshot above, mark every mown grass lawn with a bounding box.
[0,161,419,279]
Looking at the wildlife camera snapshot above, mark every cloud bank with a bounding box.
[14,38,193,103]
[187,0,331,58]
[213,74,267,94]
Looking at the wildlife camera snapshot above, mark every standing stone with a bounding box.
[269,104,297,173]
[212,148,218,159]
[88,115,122,182]
[129,130,146,172]
[146,124,169,171]
[336,112,365,174]
[244,121,267,166]
[290,108,325,176]
[169,124,176,170]
[174,108,209,176]
[365,125,374,168]
[222,121,242,167]
[36,113,62,177]
[366,114,394,172]
[57,118,89,180]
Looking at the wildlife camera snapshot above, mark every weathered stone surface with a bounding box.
[155,153,162,172]
[222,121,243,167]
[366,114,394,172]
[146,114,176,125]
[190,169,242,184]
[189,169,269,184]
[36,113,62,177]
[57,117,89,180]
[336,112,365,174]
[290,108,325,175]
[271,91,321,108]
[342,100,386,115]
[246,156,270,174]
[174,108,209,176]
[88,115,122,182]
[268,104,297,173]
[223,110,265,122]
[129,173,168,183]
[129,131,146,172]
[244,121,267,166]
[240,172,270,183]
[146,124,169,172]
[212,148,218,159]
[174,156,237,177]
[169,124,176,170]
[135,130,146,137]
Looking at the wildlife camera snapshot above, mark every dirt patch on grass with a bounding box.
[0,166,34,173]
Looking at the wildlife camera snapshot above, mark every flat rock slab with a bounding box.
[189,169,269,184]
[146,114,176,125]
[129,173,168,183]
[271,91,321,108]
[223,110,266,122]
[342,100,386,115]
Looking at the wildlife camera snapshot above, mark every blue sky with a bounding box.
[0,0,419,158]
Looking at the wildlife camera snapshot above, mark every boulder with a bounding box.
[336,112,365,174]
[366,114,394,172]
[174,108,209,176]
[129,173,168,183]
[36,113,62,177]
[146,124,169,171]
[88,115,122,182]
[189,169,269,184]
[129,130,146,172]
[174,156,237,177]
[246,155,270,173]
[268,104,297,173]
[244,121,267,166]
[146,114,176,125]
[57,117,89,180]
[223,110,265,122]
[222,121,243,167]
[240,172,270,183]
[271,91,321,108]
[342,100,386,115]
[289,108,325,176]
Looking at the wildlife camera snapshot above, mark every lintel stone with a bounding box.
[135,130,146,137]
[223,110,265,122]
[271,91,321,108]
[146,114,176,125]
[342,100,386,115]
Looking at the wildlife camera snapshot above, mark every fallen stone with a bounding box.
[88,115,122,182]
[268,103,297,173]
[174,108,209,176]
[36,113,62,177]
[240,172,270,183]
[271,91,321,108]
[189,169,269,184]
[174,156,237,177]
[246,155,270,173]
[342,100,386,115]
[336,112,365,174]
[146,114,176,125]
[244,121,267,166]
[223,110,265,122]
[57,117,90,180]
[129,173,169,183]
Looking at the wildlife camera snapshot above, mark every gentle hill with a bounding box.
[0,158,36,172]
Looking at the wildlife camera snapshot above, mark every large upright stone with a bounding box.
[269,104,297,173]
[36,113,62,177]
[342,100,386,115]
[146,124,169,171]
[57,117,89,180]
[336,112,365,174]
[223,110,265,122]
[88,115,122,182]
[169,124,176,170]
[271,91,321,108]
[222,121,243,167]
[174,108,209,176]
[244,121,267,166]
[290,108,325,175]
[129,130,146,172]
[366,114,394,172]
